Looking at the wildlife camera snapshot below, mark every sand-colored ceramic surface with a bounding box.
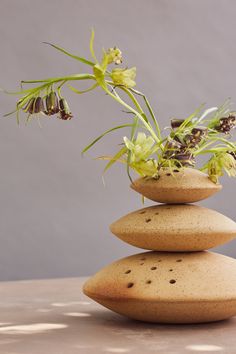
[83,251,236,323]
[130,168,222,203]
[110,204,236,251]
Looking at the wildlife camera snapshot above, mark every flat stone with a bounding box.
[110,204,236,251]
[83,251,236,323]
[130,168,222,203]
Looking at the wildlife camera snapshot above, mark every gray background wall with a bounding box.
[0,0,236,281]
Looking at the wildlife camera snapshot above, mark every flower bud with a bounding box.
[174,153,195,167]
[45,92,59,115]
[170,119,185,129]
[215,115,236,133]
[191,127,207,137]
[23,97,35,114]
[34,97,45,114]
[106,47,122,65]
[58,98,73,120]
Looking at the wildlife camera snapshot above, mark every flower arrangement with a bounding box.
[4,31,236,184]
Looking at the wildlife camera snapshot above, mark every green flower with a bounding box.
[111,67,136,88]
[132,159,158,177]
[207,152,236,183]
[106,47,122,65]
[124,132,155,163]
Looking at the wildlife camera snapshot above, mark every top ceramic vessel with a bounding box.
[130,168,222,204]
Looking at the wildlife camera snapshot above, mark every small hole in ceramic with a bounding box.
[140,258,146,261]
[155,212,159,215]
[127,282,134,288]
[169,279,176,284]
[166,173,171,176]
[145,218,151,223]
[169,269,173,272]
[158,260,162,262]
[176,259,182,262]
[151,267,157,270]
[140,263,144,265]
[146,280,152,284]
[125,270,131,274]
[140,211,146,214]
[166,207,171,210]
[173,169,179,173]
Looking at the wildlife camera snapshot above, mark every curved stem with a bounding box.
[129,88,161,139]
[104,86,160,144]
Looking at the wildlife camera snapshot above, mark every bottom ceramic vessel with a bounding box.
[83,251,236,323]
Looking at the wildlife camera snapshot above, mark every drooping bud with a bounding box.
[170,119,185,129]
[23,97,35,114]
[58,98,73,120]
[215,115,236,134]
[45,92,59,115]
[34,97,45,114]
[184,134,201,148]
[163,139,185,159]
[174,153,195,167]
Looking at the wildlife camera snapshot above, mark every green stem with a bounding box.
[21,74,95,84]
[129,88,161,139]
[104,86,160,144]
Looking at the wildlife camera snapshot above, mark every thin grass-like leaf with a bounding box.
[89,29,98,63]
[103,146,127,173]
[3,109,18,117]
[82,123,134,155]
[126,115,139,181]
[43,42,94,67]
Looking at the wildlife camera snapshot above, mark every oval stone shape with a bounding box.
[130,168,222,204]
[110,204,236,251]
[83,251,236,323]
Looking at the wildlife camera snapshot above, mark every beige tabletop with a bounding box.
[0,277,235,354]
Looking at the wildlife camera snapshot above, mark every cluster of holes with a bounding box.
[124,257,182,288]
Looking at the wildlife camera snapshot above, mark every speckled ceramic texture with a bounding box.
[110,204,236,251]
[130,168,222,204]
[83,251,236,323]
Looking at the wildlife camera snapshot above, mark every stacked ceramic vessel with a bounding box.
[84,168,236,323]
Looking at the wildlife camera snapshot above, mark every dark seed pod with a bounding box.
[165,139,183,150]
[34,97,45,114]
[184,134,201,148]
[171,119,185,129]
[215,115,236,133]
[23,97,35,114]
[58,98,73,120]
[45,92,59,115]
[191,127,207,137]
[174,153,195,167]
